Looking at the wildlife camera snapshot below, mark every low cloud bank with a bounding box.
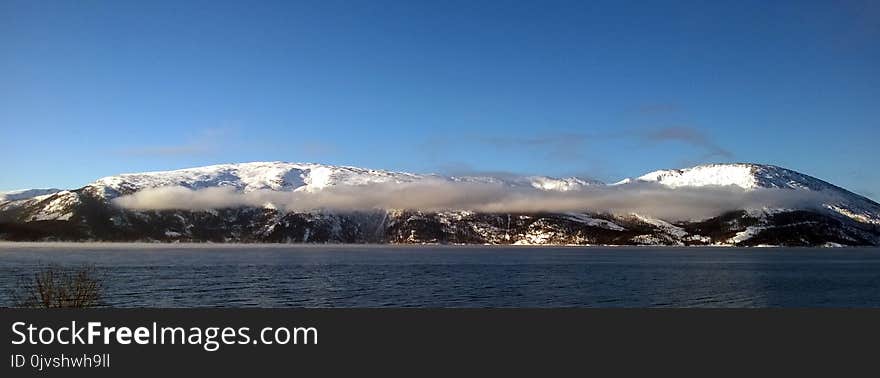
[110,180,834,221]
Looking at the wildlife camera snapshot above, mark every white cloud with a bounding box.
[112,179,831,221]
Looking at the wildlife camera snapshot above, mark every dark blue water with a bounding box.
[1,243,879,307]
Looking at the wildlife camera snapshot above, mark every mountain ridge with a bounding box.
[1,162,878,246]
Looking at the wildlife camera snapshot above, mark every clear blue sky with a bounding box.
[2,0,878,199]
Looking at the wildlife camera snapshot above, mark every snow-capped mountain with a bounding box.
[87,162,425,198]
[0,188,62,202]
[83,161,600,199]
[635,163,824,189]
[630,163,880,225]
[1,162,878,246]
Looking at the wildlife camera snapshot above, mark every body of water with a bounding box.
[1,243,879,307]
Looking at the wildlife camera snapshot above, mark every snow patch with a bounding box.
[0,188,62,202]
[26,191,81,221]
[729,226,764,244]
[562,213,626,231]
[631,214,688,238]
[636,164,760,189]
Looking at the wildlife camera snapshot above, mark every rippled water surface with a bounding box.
[1,243,879,307]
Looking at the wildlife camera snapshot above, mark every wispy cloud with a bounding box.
[297,141,338,158]
[632,103,681,116]
[639,126,733,159]
[469,125,732,162]
[114,128,235,157]
[117,144,213,157]
[477,133,589,159]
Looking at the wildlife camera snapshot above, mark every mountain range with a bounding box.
[1,162,878,246]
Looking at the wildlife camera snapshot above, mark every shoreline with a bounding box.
[0,241,872,249]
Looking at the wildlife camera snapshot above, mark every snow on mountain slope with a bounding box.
[635,163,834,190]
[83,162,880,225]
[448,175,601,191]
[521,176,601,191]
[2,161,878,246]
[86,161,600,199]
[561,213,626,231]
[631,163,880,224]
[25,191,81,221]
[0,190,80,221]
[636,163,761,189]
[9,161,878,222]
[88,162,426,198]
[0,188,62,202]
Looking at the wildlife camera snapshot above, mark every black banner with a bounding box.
[2,309,877,376]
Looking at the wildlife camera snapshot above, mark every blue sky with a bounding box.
[2,0,878,200]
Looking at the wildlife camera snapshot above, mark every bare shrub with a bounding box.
[13,265,102,308]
